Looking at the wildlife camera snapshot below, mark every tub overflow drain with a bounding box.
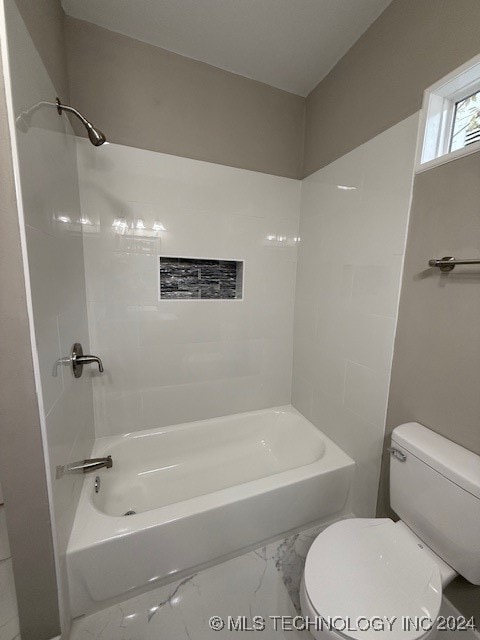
[124,510,136,516]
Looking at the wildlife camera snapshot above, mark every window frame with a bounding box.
[416,53,480,173]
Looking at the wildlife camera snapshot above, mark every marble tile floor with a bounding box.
[70,523,324,640]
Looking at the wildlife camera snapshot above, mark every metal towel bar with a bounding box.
[428,256,480,272]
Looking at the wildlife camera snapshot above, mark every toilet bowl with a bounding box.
[301,518,452,640]
[300,423,480,640]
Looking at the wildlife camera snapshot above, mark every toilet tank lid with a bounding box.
[392,423,480,500]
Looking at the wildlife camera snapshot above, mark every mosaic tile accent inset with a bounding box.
[159,257,243,300]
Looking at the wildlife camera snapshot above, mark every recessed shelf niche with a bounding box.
[159,256,244,300]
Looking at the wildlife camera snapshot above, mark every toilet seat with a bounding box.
[303,518,442,640]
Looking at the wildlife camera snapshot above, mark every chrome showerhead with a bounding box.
[84,121,107,147]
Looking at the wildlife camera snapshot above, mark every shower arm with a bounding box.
[15,98,106,146]
[55,98,89,127]
[55,98,107,146]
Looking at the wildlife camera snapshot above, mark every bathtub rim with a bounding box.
[91,403,326,452]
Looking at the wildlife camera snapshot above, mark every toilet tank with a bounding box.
[390,422,480,584]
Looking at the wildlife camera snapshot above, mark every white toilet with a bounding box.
[301,422,480,640]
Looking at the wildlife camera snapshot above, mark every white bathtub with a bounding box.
[67,406,354,616]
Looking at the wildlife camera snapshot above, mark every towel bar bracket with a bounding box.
[428,256,480,272]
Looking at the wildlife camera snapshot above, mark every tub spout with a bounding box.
[56,456,113,479]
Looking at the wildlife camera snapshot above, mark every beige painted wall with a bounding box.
[14,0,70,99]
[0,43,60,640]
[378,152,480,617]
[64,17,305,179]
[383,154,480,461]
[303,0,480,177]
[64,0,480,179]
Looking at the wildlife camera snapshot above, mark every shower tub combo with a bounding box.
[67,406,354,616]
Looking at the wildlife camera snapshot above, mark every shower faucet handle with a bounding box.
[76,354,104,372]
[71,343,104,378]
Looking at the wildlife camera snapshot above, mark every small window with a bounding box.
[417,53,480,172]
[450,90,480,152]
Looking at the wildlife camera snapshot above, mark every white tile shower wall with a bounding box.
[292,114,419,517]
[76,140,301,437]
[3,0,95,627]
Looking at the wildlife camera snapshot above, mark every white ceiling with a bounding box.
[62,0,392,97]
